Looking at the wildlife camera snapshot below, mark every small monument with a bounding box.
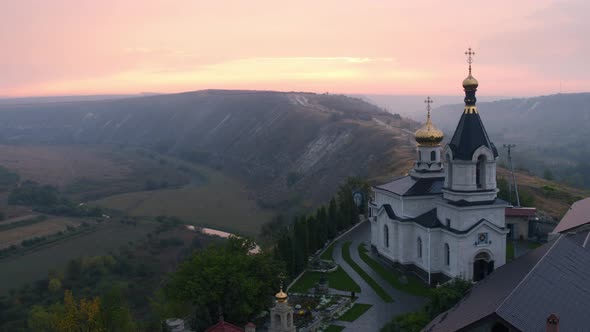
[269,281,296,332]
[316,272,329,294]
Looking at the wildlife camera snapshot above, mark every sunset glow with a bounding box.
[1,0,589,97]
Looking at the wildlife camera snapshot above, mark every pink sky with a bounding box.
[1,0,589,97]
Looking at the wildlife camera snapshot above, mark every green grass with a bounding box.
[324,325,345,332]
[290,266,361,293]
[338,303,372,322]
[0,219,157,294]
[321,242,336,260]
[342,241,393,302]
[92,163,274,237]
[506,241,515,261]
[357,244,430,297]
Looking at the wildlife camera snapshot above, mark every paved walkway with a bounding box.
[329,221,428,332]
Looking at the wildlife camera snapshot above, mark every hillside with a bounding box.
[497,167,589,220]
[0,90,419,211]
[433,93,590,188]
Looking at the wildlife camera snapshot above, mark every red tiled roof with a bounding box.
[205,321,244,332]
[505,207,536,217]
[553,197,590,233]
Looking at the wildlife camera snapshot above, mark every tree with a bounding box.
[380,310,429,332]
[28,290,104,332]
[100,287,136,332]
[425,278,472,319]
[164,237,283,331]
[380,278,472,332]
[327,198,338,238]
[48,278,62,294]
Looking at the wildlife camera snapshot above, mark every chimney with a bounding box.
[546,313,559,332]
[245,322,256,332]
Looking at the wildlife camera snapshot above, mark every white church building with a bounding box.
[369,51,508,284]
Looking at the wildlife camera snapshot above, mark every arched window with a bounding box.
[445,243,450,266]
[417,237,422,259]
[476,155,486,188]
[430,150,436,161]
[418,151,422,161]
[384,225,389,248]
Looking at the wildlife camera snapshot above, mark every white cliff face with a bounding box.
[295,131,351,173]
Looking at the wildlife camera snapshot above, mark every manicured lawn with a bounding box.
[338,303,372,322]
[290,266,361,293]
[506,241,515,261]
[342,241,393,302]
[324,325,345,332]
[321,242,336,260]
[358,244,430,297]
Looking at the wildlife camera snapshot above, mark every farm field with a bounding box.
[0,144,132,188]
[0,144,191,202]
[92,163,274,237]
[0,219,158,294]
[0,216,82,249]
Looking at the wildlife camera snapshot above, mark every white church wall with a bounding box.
[401,196,437,218]
[449,161,476,191]
[370,219,378,247]
[455,223,507,279]
[437,204,506,231]
[484,161,497,189]
[374,191,403,215]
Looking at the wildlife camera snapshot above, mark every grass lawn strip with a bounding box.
[342,241,393,302]
[357,244,430,297]
[338,303,372,322]
[290,266,361,293]
[506,241,515,261]
[320,242,336,260]
[324,325,345,332]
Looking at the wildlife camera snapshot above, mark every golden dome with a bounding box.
[415,96,444,146]
[415,118,444,146]
[462,74,479,90]
[275,287,288,303]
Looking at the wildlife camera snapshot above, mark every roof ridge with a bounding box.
[496,235,563,315]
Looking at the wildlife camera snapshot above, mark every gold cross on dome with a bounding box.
[465,47,475,74]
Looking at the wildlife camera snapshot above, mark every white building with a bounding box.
[369,55,508,284]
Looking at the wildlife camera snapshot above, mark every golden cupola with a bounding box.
[275,285,288,303]
[414,96,444,146]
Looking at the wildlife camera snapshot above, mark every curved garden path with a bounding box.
[330,221,427,331]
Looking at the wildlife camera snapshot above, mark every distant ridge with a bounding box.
[0,89,419,211]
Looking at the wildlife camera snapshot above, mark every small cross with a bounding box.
[465,47,475,65]
[424,96,433,116]
[465,47,475,74]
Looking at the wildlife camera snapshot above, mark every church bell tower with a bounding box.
[269,284,295,332]
[443,48,499,203]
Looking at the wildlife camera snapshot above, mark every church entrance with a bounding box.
[473,252,494,282]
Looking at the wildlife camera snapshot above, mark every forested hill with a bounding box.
[433,93,590,188]
[0,90,418,210]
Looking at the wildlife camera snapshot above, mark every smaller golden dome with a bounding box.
[462,74,479,90]
[415,98,443,146]
[415,118,444,146]
[275,287,288,303]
